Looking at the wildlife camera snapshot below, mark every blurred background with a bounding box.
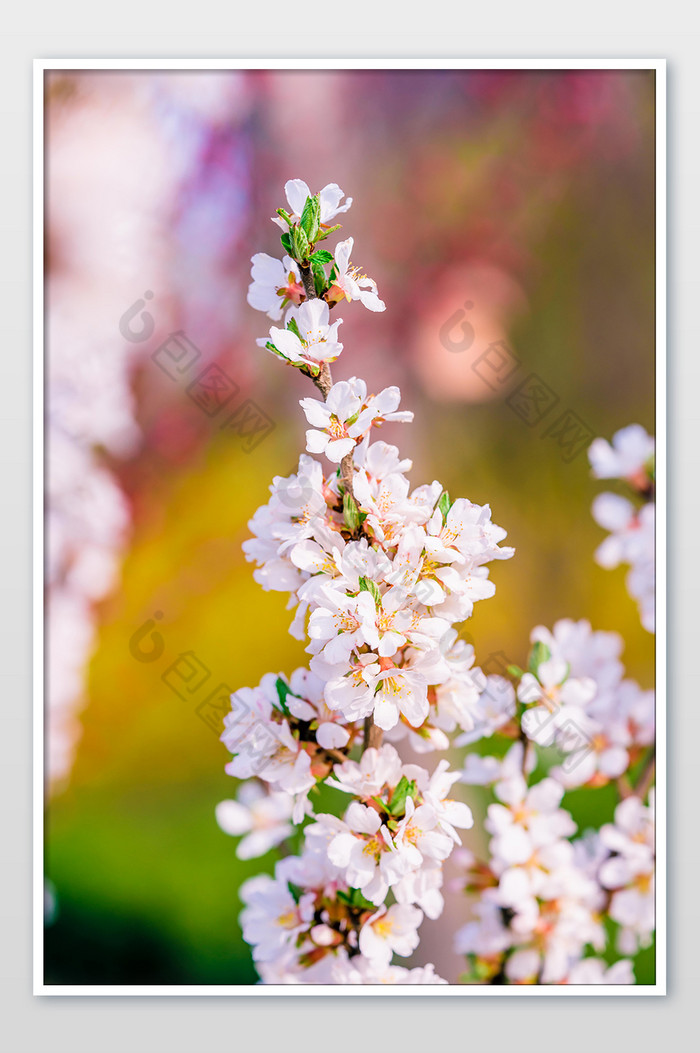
[44,68,656,985]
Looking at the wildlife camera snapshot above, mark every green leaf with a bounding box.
[343,492,362,534]
[507,664,525,680]
[528,641,551,676]
[286,316,302,341]
[280,231,293,255]
[386,776,417,817]
[311,257,327,297]
[292,225,310,261]
[287,881,303,904]
[358,575,382,609]
[309,249,333,264]
[300,194,321,243]
[438,491,452,519]
[316,223,342,241]
[275,677,292,716]
[338,887,376,912]
[276,208,294,228]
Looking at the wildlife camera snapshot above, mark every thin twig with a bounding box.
[635,748,656,800]
[298,262,354,497]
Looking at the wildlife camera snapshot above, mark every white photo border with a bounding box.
[33,57,666,997]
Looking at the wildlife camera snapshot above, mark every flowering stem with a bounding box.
[298,263,356,500]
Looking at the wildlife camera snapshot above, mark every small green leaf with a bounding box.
[507,664,525,680]
[348,887,377,912]
[300,194,321,243]
[528,641,551,676]
[311,257,327,297]
[316,223,342,241]
[276,208,294,228]
[310,249,333,264]
[343,492,362,534]
[645,453,655,483]
[287,316,302,341]
[387,776,417,816]
[280,231,293,255]
[275,676,292,715]
[287,881,303,904]
[358,575,382,608]
[438,491,452,520]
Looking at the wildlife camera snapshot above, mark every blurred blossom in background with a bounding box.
[44,68,655,984]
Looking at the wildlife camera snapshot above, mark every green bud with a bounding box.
[344,492,362,534]
[387,775,417,816]
[438,491,452,519]
[358,574,382,608]
[292,224,310,261]
[311,257,328,297]
[528,641,551,676]
[300,194,321,243]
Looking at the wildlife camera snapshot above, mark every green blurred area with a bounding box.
[45,69,656,986]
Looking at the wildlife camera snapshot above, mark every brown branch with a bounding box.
[299,262,316,302]
[634,748,656,800]
[616,747,655,802]
[323,747,350,766]
[615,773,634,799]
[309,362,332,399]
[363,715,383,751]
[339,451,355,500]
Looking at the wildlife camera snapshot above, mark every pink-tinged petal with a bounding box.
[269,327,304,362]
[334,237,353,274]
[215,800,252,837]
[346,800,381,835]
[299,398,331,428]
[305,429,329,454]
[284,179,311,217]
[328,831,356,867]
[397,684,429,728]
[599,745,630,777]
[441,800,474,829]
[373,695,399,730]
[325,437,356,463]
[527,777,563,812]
[316,722,350,749]
[286,695,315,721]
[358,288,386,312]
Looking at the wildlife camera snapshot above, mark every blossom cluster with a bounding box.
[455,738,654,984]
[217,180,655,987]
[513,618,654,790]
[589,424,655,633]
